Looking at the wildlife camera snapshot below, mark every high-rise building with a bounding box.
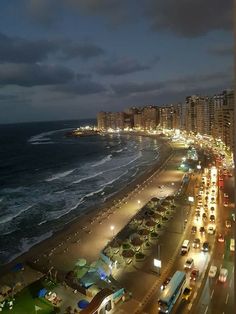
[97,112,107,130]
[142,106,158,130]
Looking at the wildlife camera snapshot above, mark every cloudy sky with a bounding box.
[0,0,233,124]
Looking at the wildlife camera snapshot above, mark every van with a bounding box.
[218,268,228,283]
[181,240,190,255]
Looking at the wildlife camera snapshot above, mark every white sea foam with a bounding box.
[28,128,72,144]
[31,141,55,145]
[38,220,47,226]
[101,170,129,187]
[91,154,112,167]
[0,204,33,225]
[45,169,75,182]
[6,231,53,263]
[113,148,123,153]
[72,172,103,184]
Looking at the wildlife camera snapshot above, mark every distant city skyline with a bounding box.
[0,0,233,124]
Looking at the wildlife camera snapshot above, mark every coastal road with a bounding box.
[191,173,235,314]
[143,166,234,314]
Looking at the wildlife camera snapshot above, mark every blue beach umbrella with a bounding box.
[12,263,24,272]
[38,288,47,298]
[78,299,89,309]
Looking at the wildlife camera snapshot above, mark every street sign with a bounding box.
[154,259,161,268]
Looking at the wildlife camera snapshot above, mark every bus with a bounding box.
[158,271,186,313]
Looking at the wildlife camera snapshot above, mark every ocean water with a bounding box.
[0,119,168,264]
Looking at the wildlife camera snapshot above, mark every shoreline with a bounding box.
[0,134,173,277]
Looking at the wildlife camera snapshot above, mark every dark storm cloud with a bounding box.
[0,63,74,87]
[0,32,57,63]
[61,43,105,60]
[207,45,234,56]
[50,80,106,95]
[26,0,60,27]
[0,32,105,64]
[96,57,152,76]
[111,71,232,97]
[111,81,164,96]
[146,0,232,37]
[23,1,232,37]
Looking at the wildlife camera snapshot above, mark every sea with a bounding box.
[0,119,168,264]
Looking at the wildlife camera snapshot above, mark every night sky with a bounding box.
[0,0,233,124]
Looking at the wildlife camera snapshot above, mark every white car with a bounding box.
[207,225,215,235]
[184,258,194,269]
[218,268,228,283]
[209,265,217,277]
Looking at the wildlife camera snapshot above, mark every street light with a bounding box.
[137,200,141,204]
[110,225,115,237]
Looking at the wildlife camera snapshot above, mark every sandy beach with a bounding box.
[0,135,185,284]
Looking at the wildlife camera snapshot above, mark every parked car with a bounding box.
[202,241,209,252]
[190,268,199,281]
[192,238,200,248]
[218,268,228,283]
[225,220,232,228]
[160,277,171,291]
[202,213,207,220]
[182,287,192,301]
[184,258,194,269]
[199,226,205,234]
[209,265,217,278]
[210,215,215,223]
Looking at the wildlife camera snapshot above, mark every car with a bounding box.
[202,241,209,252]
[209,265,217,277]
[192,238,200,248]
[191,226,197,234]
[225,220,232,228]
[218,268,228,283]
[160,277,171,290]
[217,233,224,242]
[182,287,192,301]
[190,268,199,281]
[199,226,205,234]
[210,215,215,223]
[202,213,207,220]
[184,258,194,269]
[210,206,215,212]
[207,225,215,235]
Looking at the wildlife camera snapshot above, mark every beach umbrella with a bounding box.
[138,228,149,236]
[145,219,156,227]
[152,213,162,221]
[75,258,87,267]
[161,200,170,207]
[12,263,24,272]
[145,210,154,217]
[122,249,135,258]
[78,299,90,309]
[151,197,160,203]
[156,205,167,212]
[110,238,122,248]
[131,237,143,246]
[38,288,47,298]
[129,233,140,241]
[165,195,174,201]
